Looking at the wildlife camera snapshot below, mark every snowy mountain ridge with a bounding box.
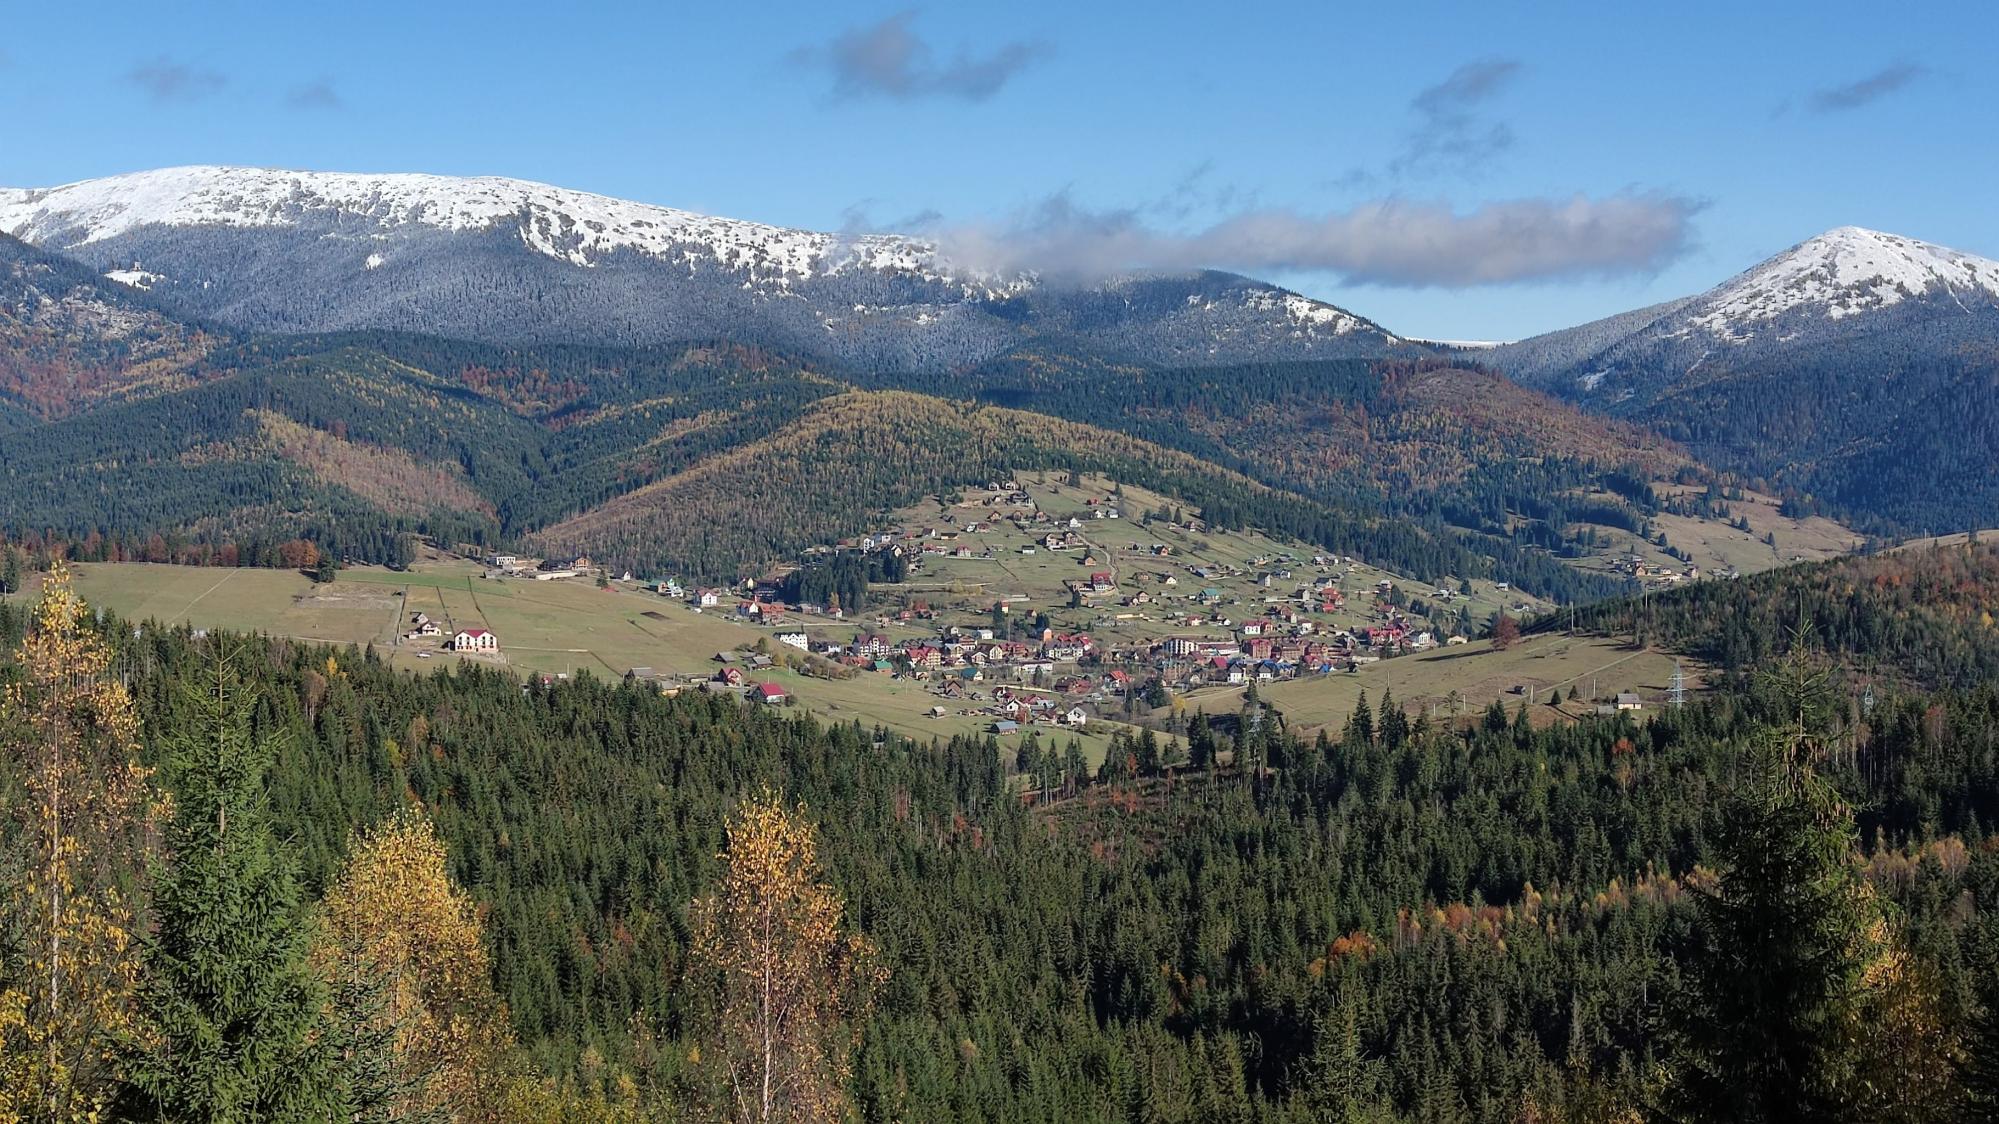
[0,165,990,289]
[0,166,1395,367]
[1677,226,1999,344]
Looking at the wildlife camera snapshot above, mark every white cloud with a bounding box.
[933,191,1704,288]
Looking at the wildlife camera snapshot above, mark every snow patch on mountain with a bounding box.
[1678,226,1999,343]
[104,268,162,290]
[0,165,1018,293]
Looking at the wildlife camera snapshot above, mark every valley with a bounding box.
[32,469,1707,767]
[2,145,1997,1124]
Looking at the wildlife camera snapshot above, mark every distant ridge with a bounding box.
[0,165,1408,371]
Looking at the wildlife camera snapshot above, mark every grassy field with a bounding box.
[1566,485,1861,582]
[65,565,404,646]
[38,560,1133,763]
[1174,631,1691,733]
[57,560,752,674]
[1887,530,1999,553]
[751,663,1128,763]
[868,472,1542,654]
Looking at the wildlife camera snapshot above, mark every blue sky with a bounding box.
[3,0,1994,339]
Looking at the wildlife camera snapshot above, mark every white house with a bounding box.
[451,629,499,653]
[775,631,809,651]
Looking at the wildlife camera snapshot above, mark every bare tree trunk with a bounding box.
[46,723,63,1119]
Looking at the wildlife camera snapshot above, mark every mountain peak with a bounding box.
[1685,225,1999,339]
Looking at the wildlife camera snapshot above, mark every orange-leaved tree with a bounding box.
[312,809,524,1123]
[0,560,153,1121]
[687,790,884,1124]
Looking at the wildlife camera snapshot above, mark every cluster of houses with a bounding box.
[483,552,604,582]
[1609,554,1724,585]
[716,588,1450,709]
[402,612,499,654]
[978,685,1094,734]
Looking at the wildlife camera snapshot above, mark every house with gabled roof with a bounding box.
[451,628,497,652]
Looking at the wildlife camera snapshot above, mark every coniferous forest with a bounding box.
[5,551,1999,1122]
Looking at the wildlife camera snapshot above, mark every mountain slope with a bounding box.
[524,387,1629,600]
[1485,227,1999,532]
[1497,227,1999,400]
[1559,539,1999,691]
[0,231,220,417]
[0,166,1408,372]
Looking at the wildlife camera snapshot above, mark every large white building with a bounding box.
[452,629,499,653]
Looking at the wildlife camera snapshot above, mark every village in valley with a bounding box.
[412,471,1645,746]
[651,474,1515,733]
[51,470,1698,763]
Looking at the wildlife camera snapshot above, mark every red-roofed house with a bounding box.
[451,629,498,652]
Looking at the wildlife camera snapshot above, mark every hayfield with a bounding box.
[35,560,1128,761]
[1175,631,1691,733]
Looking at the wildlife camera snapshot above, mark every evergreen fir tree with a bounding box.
[125,660,341,1122]
[1378,689,1408,751]
[1963,916,1999,1123]
[1296,1004,1384,1122]
[1664,723,1874,1123]
[1345,690,1374,748]
[321,948,440,1124]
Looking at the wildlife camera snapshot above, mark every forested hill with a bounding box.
[1552,539,1999,689]
[0,317,1666,601]
[3,575,1997,1119]
[525,387,1622,601]
[2,220,1860,602]
[0,232,223,418]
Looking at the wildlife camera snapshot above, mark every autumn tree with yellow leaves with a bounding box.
[313,809,525,1123]
[687,791,884,1124]
[0,561,151,1122]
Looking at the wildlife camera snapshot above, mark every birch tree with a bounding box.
[0,561,151,1122]
[687,792,883,1124]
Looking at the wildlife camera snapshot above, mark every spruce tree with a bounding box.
[1378,689,1408,750]
[1963,916,1999,1122]
[1665,724,1874,1122]
[322,951,438,1124]
[1296,1004,1384,1122]
[1345,690,1374,748]
[126,661,341,1122]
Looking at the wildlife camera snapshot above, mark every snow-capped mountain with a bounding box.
[1491,226,1999,402]
[0,166,965,284]
[0,166,1402,369]
[1484,226,1999,534]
